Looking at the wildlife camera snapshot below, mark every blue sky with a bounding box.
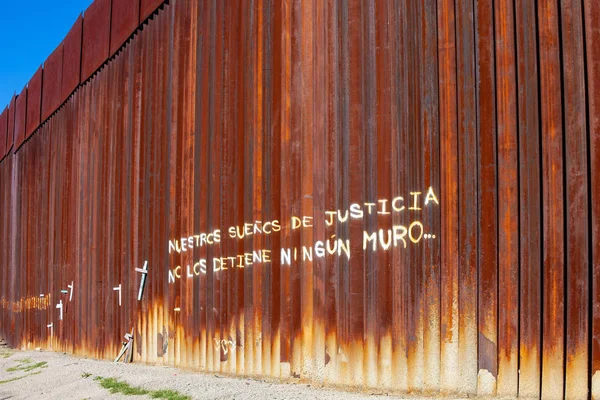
[0,0,93,110]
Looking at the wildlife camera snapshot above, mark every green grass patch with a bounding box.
[151,389,191,400]
[0,370,42,384]
[6,360,47,372]
[96,377,150,396]
[0,375,27,384]
[81,372,92,378]
[95,376,190,399]
[23,361,47,372]
[0,352,12,359]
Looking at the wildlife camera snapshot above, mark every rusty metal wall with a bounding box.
[0,0,599,398]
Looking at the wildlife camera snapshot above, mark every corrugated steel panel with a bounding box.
[110,0,139,56]
[515,2,542,396]
[13,89,26,150]
[585,3,600,400]
[81,0,111,81]
[494,0,519,395]
[538,2,565,398]
[61,15,82,103]
[0,1,599,398]
[563,2,589,397]
[41,43,63,122]
[0,108,6,160]
[6,96,15,154]
[25,66,42,139]
[475,1,497,394]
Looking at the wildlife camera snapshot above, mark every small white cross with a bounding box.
[113,284,122,306]
[56,300,63,320]
[135,261,149,301]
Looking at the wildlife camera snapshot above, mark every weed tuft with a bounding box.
[94,376,190,399]
[81,372,92,379]
[0,370,42,385]
[0,375,27,384]
[96,377,149,396]
[23,361,47,372]
[151,389,191,400]
[6,360,47,372]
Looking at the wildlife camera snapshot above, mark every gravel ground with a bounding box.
[0,349,432,400]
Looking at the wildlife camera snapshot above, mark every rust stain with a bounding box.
[0,294,52,313]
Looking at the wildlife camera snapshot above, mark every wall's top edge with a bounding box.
[0,0,167,160]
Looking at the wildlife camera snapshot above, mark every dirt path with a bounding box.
[0,349,423,400]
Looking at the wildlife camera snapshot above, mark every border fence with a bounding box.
[1,0,599,398]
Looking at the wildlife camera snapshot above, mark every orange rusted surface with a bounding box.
[0,1,599,398]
